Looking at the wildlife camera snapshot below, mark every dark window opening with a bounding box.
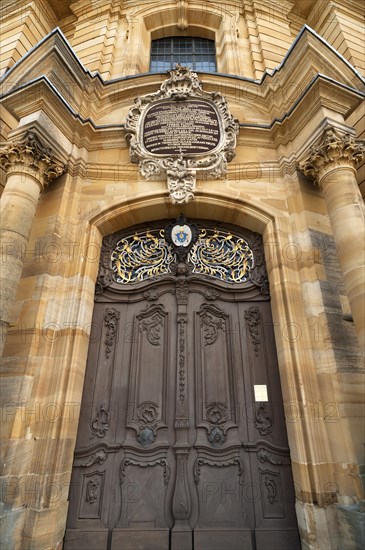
[150,37,216,72]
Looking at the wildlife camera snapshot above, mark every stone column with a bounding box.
[0,131,65,356]
[300,128,365,357]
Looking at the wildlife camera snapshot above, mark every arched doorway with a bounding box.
[64,218,301,550]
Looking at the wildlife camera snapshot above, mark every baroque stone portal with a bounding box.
[125,65,239,204]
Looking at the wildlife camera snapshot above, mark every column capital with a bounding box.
[299,127,365,185]
[0,131,66,190]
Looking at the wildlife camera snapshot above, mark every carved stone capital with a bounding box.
[299,128,365,185]
[0,131,66,189]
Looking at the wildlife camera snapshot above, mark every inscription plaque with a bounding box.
[125,65,239,204]
[142,99,221,156]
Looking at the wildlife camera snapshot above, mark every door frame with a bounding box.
[65,217,301,549]
[63,193,329,547]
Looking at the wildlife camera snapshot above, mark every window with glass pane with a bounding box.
[150,37,216,72]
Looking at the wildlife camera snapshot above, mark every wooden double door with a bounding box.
[65,272,301,549]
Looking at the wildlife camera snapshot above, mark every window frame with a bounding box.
[150,36,217,73]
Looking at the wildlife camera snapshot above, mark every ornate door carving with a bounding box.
[64,221,300,550]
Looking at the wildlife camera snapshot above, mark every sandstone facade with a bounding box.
[0,1,364,549]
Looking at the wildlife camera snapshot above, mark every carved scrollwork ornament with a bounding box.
[90,404,110,439]
[125,65,239,204]
[299,128,365,185]
[74,450,108,468]
[95,234,116,296]
[257,448,283,465]
[98,222,268,295]
[264,475,278,504]
[255,404,273,436]
[104,307,120,358]
[139,308,164,345]
[199,304,227,345]
[0,131,66,189]
[204,402,231,446]
[205,402,229,425]
[190,228,255,284]
[244,306,261,356]
[86,478,100,504]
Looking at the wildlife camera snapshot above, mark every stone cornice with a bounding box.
[1,26,364,158]
[1,26,363,123]
[0,131,66,189]
[299,128,365,184]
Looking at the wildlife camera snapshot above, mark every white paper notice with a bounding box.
[254,385,268,402]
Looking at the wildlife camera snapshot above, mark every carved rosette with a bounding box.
[0,131,66,189]
[125,65,239,204]
[299,128,365,185]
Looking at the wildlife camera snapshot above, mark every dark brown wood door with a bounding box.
[64,228,300,550]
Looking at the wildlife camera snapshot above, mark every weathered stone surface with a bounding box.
[337,501,365,550]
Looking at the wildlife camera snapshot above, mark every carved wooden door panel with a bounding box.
[64,285,178,550]
[187,282,300,550]
[64,222,301,550]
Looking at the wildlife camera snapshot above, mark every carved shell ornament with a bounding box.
[125,65,239,204]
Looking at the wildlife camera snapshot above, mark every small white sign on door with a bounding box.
[254,385,268,402]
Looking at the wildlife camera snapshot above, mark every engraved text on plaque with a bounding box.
[142,99,221,156]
